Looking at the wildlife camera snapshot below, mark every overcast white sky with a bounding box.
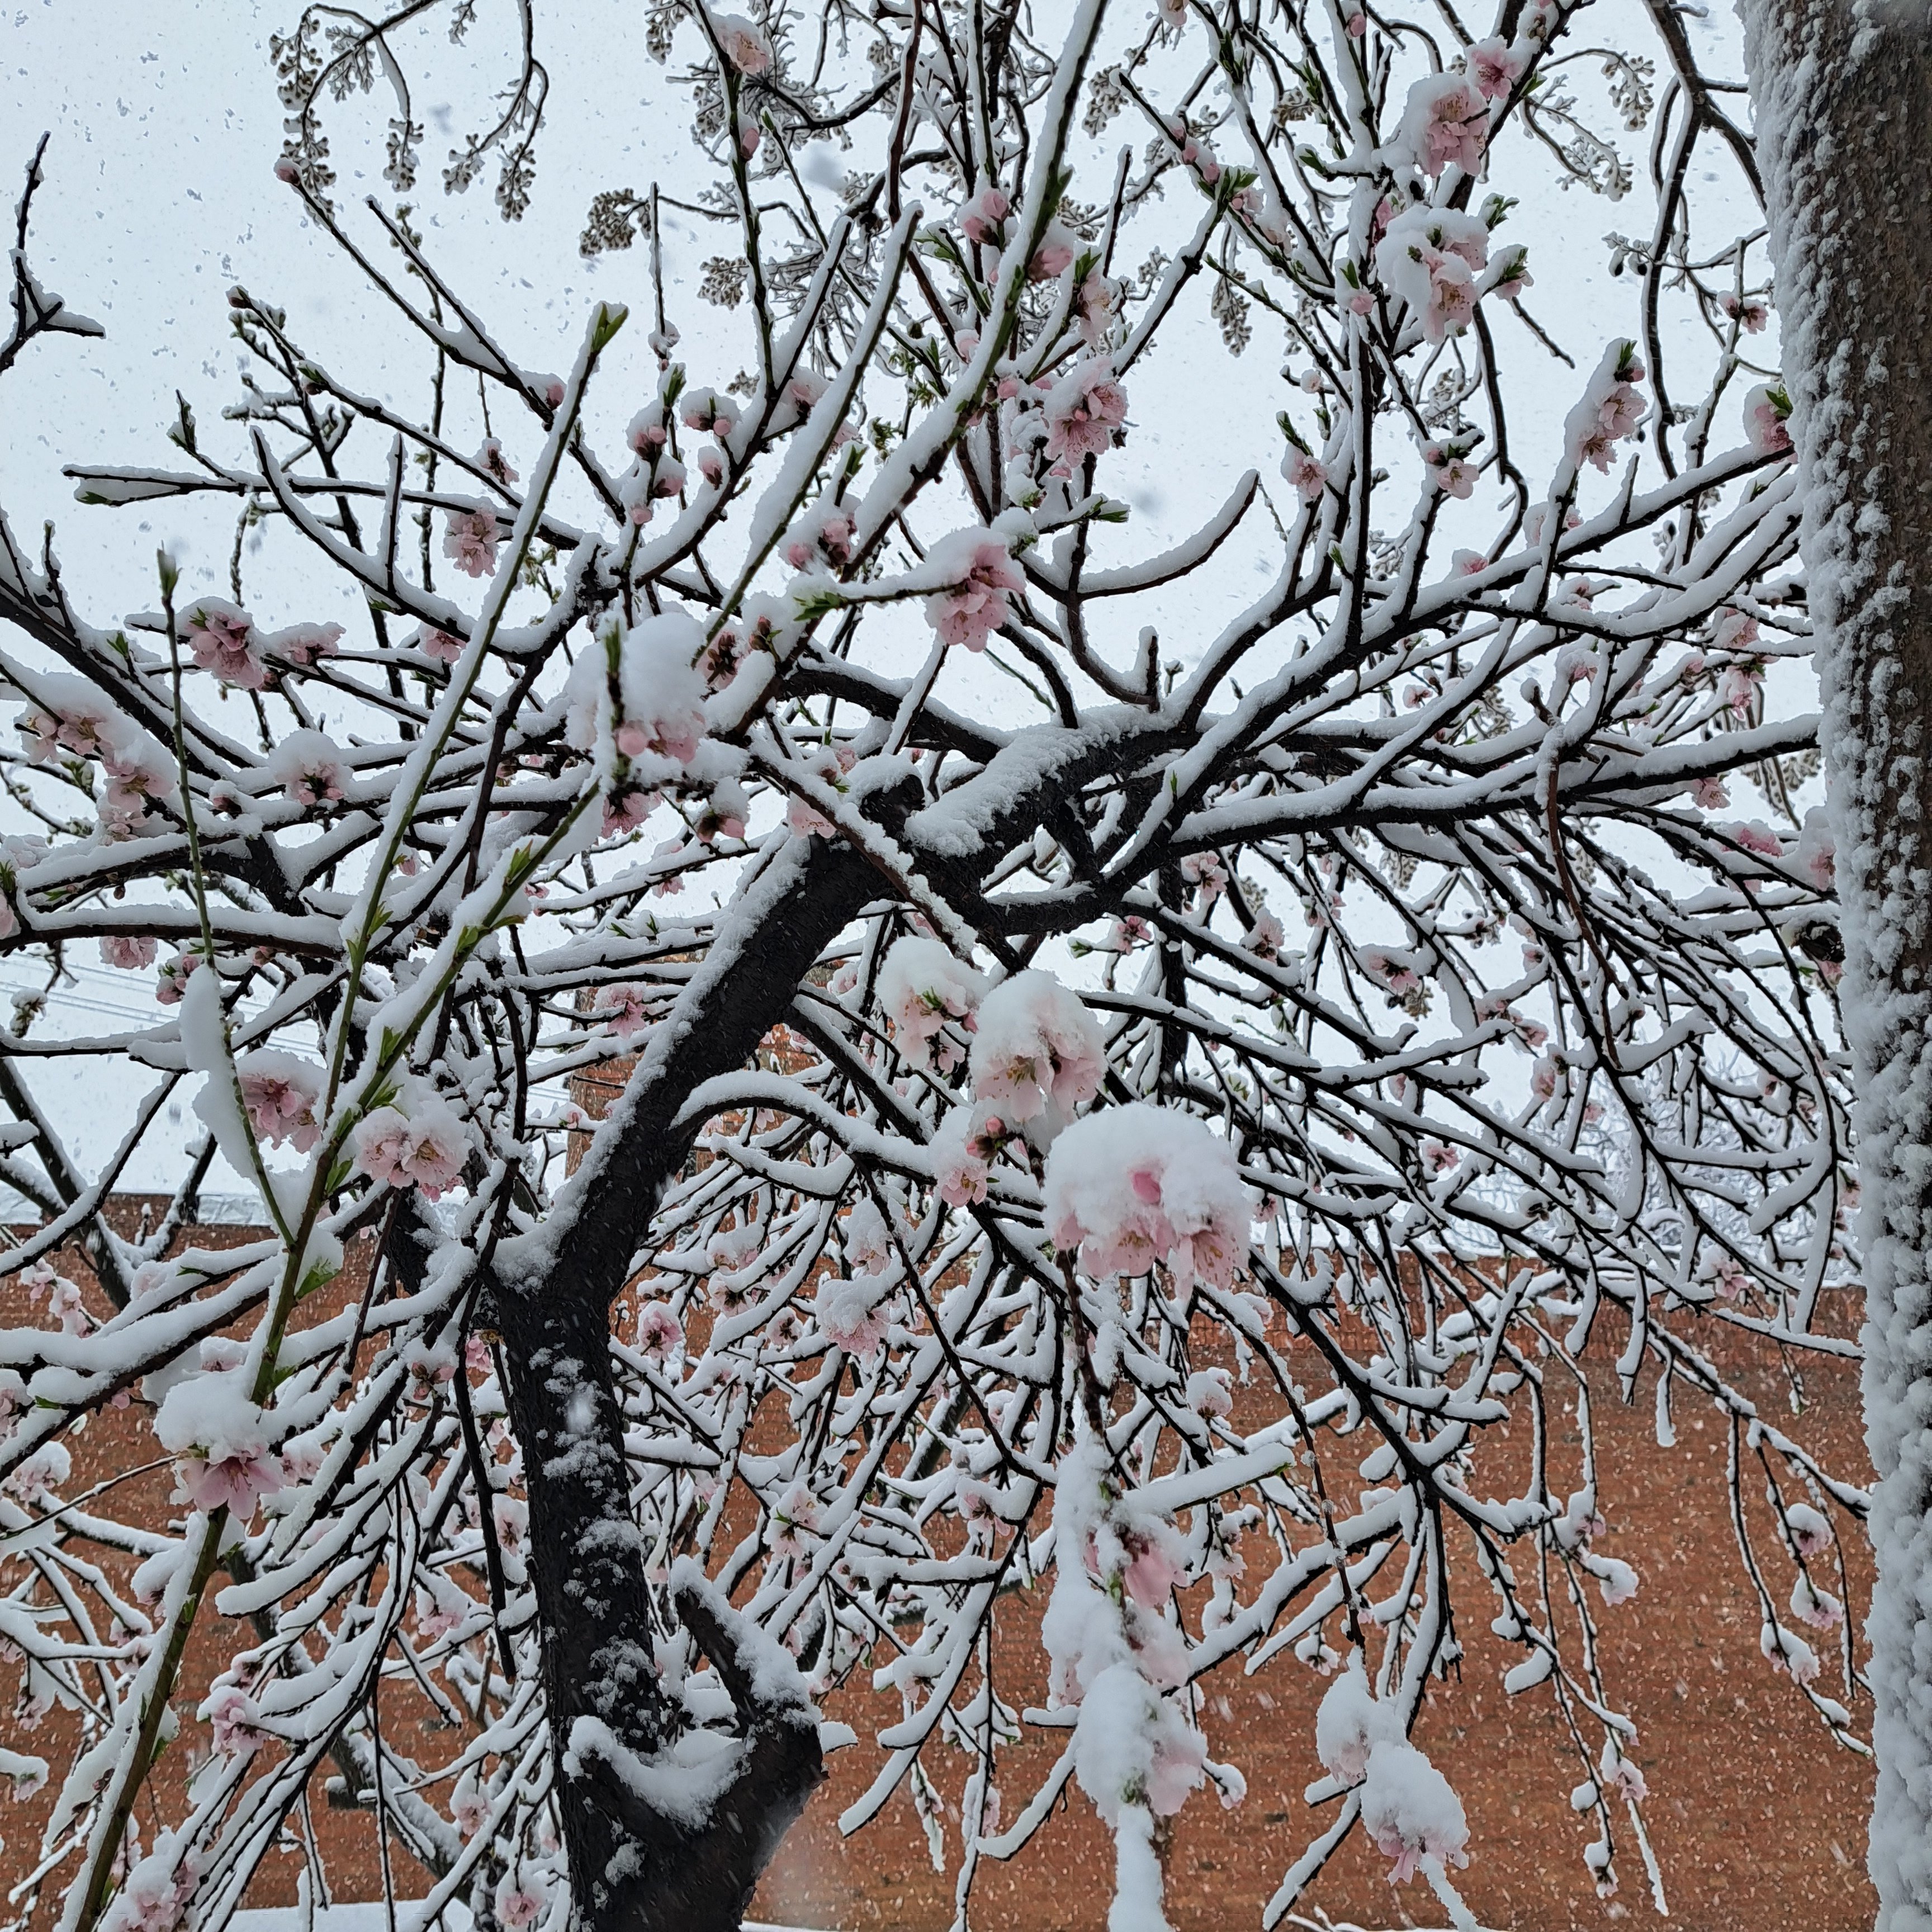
[0,0,1766,1201]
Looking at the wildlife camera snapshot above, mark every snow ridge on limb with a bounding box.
[1740,3,1932,1925]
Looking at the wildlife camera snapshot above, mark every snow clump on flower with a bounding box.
[1398,71,1489,177]
[236,1049,325,1152]
[1374,206,1490,344]
[968,970,1105,1132]
[878,936,988,1066]
[563,610,711,787]
[924,522,1029,652]
[154,1367,285,1521]
[1044,1104,1254,1290]
[182,597,269,689]
[1564,340,1648,475]
[264,729,349,808]
[352,1090,472,1199]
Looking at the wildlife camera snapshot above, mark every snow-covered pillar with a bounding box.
[1737,4,1932,1925]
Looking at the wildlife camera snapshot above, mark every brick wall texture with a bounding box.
[0,1202,1877,1932]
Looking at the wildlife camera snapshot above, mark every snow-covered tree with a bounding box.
[0,4,1876,1930]
[1738,4,1932,1928]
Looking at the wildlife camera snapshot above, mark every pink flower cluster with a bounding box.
[183,597,270,688]
[562,610,711,782]
[264,728,349,808]
[1041,357,1128,471]
[878,936,988,1067]
[1315,1660,1469,1883]
[17,674,181,839]
[1399,71,1490,177]
[1374,205,1495,345]
[352,1095,471,1199]
[237,1049,325,1152]
[1564,340,1648,473]
[967,969,1105,1129]
[924,528,1027,652]
[1043,1104,1254,1289]
[442,503,502,579]
[153,1369,286,1523]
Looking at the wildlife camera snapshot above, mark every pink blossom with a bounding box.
[1606,1754,1648,1803]
[680,389,740,437]
[628,404,669,455]
[1243,909,1285,959]
[99,741,177,838]
[238,1051,324,1152]
[1744,382,1793,455]
[183,598,269,689]
[263,621,344,669]
[101,933,158,970]
[1404,73,1489,177]
[1043,1103,1254,1289]
[634,1303,681,1362]
[1362,1739,1470,1883]
[266,728,348,807]
[934,1112,992,1206]
[593,983,651,1037]
[1466,36,1527,99]
[879,936,988,1066]
[1422,1139,1459,1174]
[713,12,773,74]
[207,1684,265,1756]
[603,786,657,836]
[176,1440,285,1520]
[1710,1254,1748,1302]
[1074,270,1119,346]
[1042,358,1129,468]
[1720,661,1764,714]
[1029,225,1077,282]
[1282,446,1327,504]
[1728,819,1783,858]
[1597,382,1646,439]
[787,794,837,839]
[1786,1504,1832,1559]
[1712,606,1760,652]
[1760,1621,1820,1687]
[1791,1576,1843,1631]
[1490,245,1533,301]
[1424,443,1478,498]
[925,533,1026,652]
[970,970,1106,1126]
[416,626,466,665]
[1181,850,1227,902]
[1424,251,1478,341]
[443,504,501,579]
[1690,777,1729,810]
[352,1100,470,1199]
[477,436,518,485]
[155,952,203,1005]
[493,1876,544,1931]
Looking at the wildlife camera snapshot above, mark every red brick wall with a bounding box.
[1,1208,1879,1931]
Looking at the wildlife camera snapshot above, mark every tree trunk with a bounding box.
[1739,8,1932,1927]
[490,831,880,1931]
